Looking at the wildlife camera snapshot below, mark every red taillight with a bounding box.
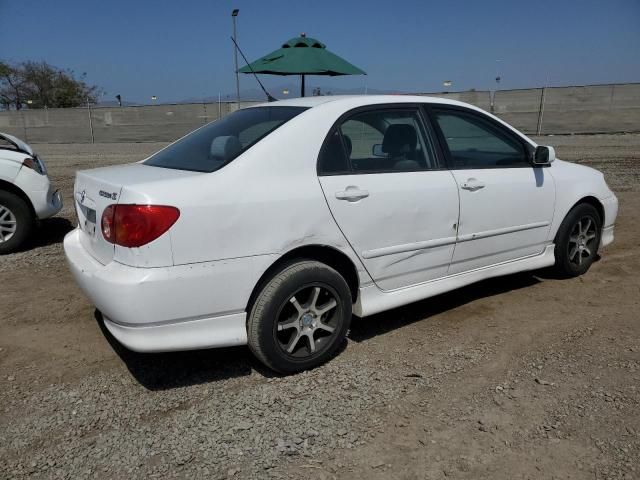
[102,205,116,243]
[101,205,180,248]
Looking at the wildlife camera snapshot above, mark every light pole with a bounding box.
[232,9,240,109]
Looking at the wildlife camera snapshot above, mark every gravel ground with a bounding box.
[1,134,639,479]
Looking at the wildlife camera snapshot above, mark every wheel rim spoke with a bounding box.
[305,332,316,353]
[285,331,303,353]
[289,295,304,314]
[315,299,337,317]
[278,319,299,332]
[569,245,579,261]
[309,287,321,310]
[316,321,335,333]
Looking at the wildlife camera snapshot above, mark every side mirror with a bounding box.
[372,144,386,157]
[533,145,555,166]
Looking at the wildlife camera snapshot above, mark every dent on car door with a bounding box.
[430,107,556,274]
[317,106,460,291]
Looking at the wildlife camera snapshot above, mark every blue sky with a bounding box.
[1,0,639,103]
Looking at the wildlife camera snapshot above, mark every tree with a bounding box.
[0,60,101,109]
[0,62,27,110]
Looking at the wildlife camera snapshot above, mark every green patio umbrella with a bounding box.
[238,34,366,97]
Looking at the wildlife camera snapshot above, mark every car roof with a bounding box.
[252,94,536,148]
[254,94,473,109]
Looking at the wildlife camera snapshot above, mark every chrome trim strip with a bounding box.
[362,236,457,259]
[361,221,549,260]
[457,221,550,243]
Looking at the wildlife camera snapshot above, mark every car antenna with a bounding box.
[230,36,277,102]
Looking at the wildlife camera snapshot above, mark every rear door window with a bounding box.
[145,106,307,172]
[318,108,439,174]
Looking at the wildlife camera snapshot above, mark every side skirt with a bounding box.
[354,244,556,317]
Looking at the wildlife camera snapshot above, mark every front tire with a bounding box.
[0,191,34,255]
[247,260,352,374]
[553,203,602,277]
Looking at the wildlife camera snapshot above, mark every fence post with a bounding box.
[20,109,28,142]
[609,84,616,110]
[536,87,547,135]
[86,98,95,143]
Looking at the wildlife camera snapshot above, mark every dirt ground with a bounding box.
[1,134,639,479]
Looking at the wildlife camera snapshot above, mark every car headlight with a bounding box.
[22,155,47,175]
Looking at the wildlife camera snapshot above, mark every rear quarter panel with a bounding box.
[125,104,372,284]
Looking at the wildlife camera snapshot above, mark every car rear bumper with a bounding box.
[63,228,277,352]
[102,312,247,353]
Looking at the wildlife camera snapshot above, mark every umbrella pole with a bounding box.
[301,74,305,97]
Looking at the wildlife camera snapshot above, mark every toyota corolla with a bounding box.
[64,96,618,373]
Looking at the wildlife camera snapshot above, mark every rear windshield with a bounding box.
[144,106,307,172]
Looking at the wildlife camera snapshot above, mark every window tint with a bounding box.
[433,110,528,168]
[145,106,307,172]
[0,138,18,151]
[318,130,350,174]
[319,108,437,174]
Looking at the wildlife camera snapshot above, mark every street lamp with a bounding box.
[232,9,240,109]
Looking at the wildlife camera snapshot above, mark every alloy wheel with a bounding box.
[0,205,17,243]
[275,284,340,358]
[568,215,597,266]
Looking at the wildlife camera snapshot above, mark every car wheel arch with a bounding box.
[246,244,360,317]
[553,195,605,242]
[0,179,35,217]
[576,196,605,225]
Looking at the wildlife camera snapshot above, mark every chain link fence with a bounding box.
[1,83,639,143]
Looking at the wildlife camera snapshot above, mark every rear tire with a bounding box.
[0,190,34,255]
[553,203,601,277]
[247,260,352,374]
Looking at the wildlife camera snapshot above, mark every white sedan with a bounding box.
[64,96,618,373]
[0,132,63,253]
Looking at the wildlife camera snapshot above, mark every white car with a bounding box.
[64,96,618,373]
[0,132,63,253]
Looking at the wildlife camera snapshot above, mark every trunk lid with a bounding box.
[73,163,199,265]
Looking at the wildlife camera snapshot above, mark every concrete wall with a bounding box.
[494,83,640,134]
[1,83,639,143]
[0,101,260,144]
[418,90,492,111]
